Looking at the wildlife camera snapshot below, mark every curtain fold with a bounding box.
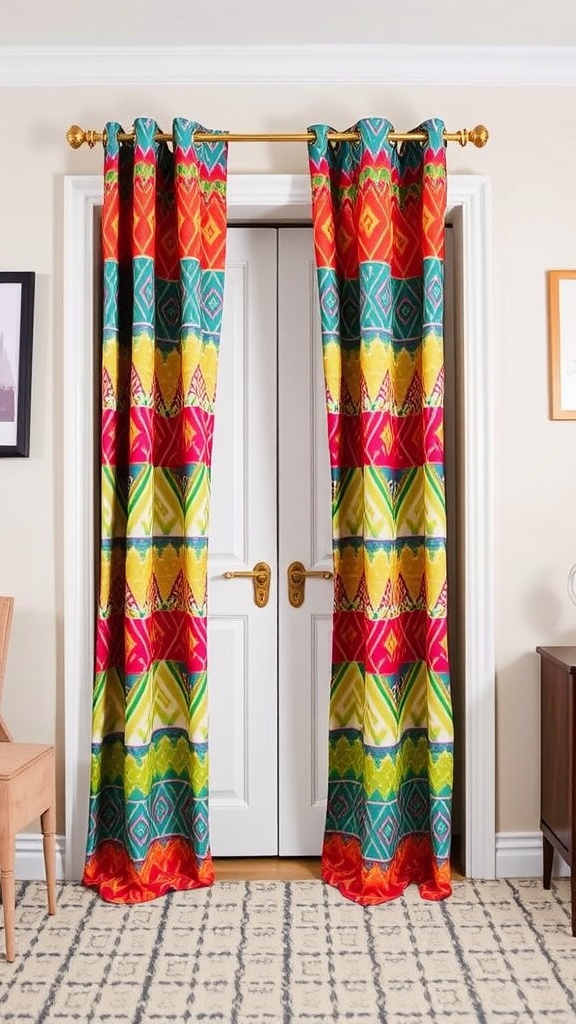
[83,117,228,903]
[308,117,454,905]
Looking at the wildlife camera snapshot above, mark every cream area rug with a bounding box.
[0,878,575,1022]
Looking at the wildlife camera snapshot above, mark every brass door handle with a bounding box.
[223,561,271,607]
[287,560,333,608]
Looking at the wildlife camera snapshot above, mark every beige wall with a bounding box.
[1,79,575,835]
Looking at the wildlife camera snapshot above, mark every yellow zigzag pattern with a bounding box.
[329,662,364,731]
[333,465,447,543]
[92,669,125,743]
[90,733,209,798]
[334,543,448,616]
[92,666,209,746]
[323,333,444,412]
[426,671,453,744]
[329,732,452,800]
[99,545,208,612]
[330,664,444,747]
[183,334,219,407]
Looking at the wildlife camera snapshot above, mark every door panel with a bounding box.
[208,228,278,856]
[209,226,332,857]
[311,614,332,811]
[278,228,332,855]
[208,617,249,802]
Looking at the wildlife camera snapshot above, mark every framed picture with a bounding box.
[548,269,576,420]
[0,272,35,456]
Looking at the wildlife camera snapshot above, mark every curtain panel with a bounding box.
[83,117,228,903]
[308,118,454,905]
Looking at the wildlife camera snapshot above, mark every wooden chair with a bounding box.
[0,596,56,962]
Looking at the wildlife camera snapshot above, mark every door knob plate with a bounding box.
[287,560,333,608]
[224,561,271,607]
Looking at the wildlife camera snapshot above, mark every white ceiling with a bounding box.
[3,0,576,46]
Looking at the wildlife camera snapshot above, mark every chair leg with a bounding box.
[40,805,56,916]
[0,834,15,963]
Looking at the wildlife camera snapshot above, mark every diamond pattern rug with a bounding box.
[1,879,575,1022]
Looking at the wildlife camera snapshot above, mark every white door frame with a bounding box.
[63,172,494,882]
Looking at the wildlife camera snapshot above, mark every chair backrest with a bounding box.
[0,596,14,741]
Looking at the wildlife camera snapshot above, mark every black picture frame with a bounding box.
[0,272,35,457]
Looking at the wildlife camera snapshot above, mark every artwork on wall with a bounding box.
[0,272,35,457]
[548,269,576,421]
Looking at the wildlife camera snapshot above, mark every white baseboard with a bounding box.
[496,832,570,879]
[15,833,66,882]
[13,831,569,884]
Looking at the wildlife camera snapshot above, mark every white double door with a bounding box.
[207,226,333,857]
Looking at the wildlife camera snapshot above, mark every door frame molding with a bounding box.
[63,172,494,881]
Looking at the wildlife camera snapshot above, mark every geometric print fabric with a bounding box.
[307,117,454,904]
[83,117,228,903]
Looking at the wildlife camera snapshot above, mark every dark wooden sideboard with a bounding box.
[536,646,576,936]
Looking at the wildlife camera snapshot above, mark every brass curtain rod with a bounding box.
[66,123,489,149]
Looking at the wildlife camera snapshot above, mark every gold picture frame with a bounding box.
[548,270,576,420]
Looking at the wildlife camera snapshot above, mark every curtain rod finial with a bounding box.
[66,125,86,149]
[468,124,489,148]
[66,125,105,149]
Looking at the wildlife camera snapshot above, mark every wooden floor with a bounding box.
[214,858,465,881]
[214,858,322,881]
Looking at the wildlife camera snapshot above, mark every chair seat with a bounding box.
[0,743,53,780]
[0,597,57,962]
[0,743,56,836]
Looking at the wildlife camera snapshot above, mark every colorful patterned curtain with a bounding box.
[307,118,454,905]
[83,117,228,903]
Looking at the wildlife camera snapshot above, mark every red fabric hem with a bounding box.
[322,833,452,906]
[82,838,214,904]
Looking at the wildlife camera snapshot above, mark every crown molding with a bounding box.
[1,43,576,87]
